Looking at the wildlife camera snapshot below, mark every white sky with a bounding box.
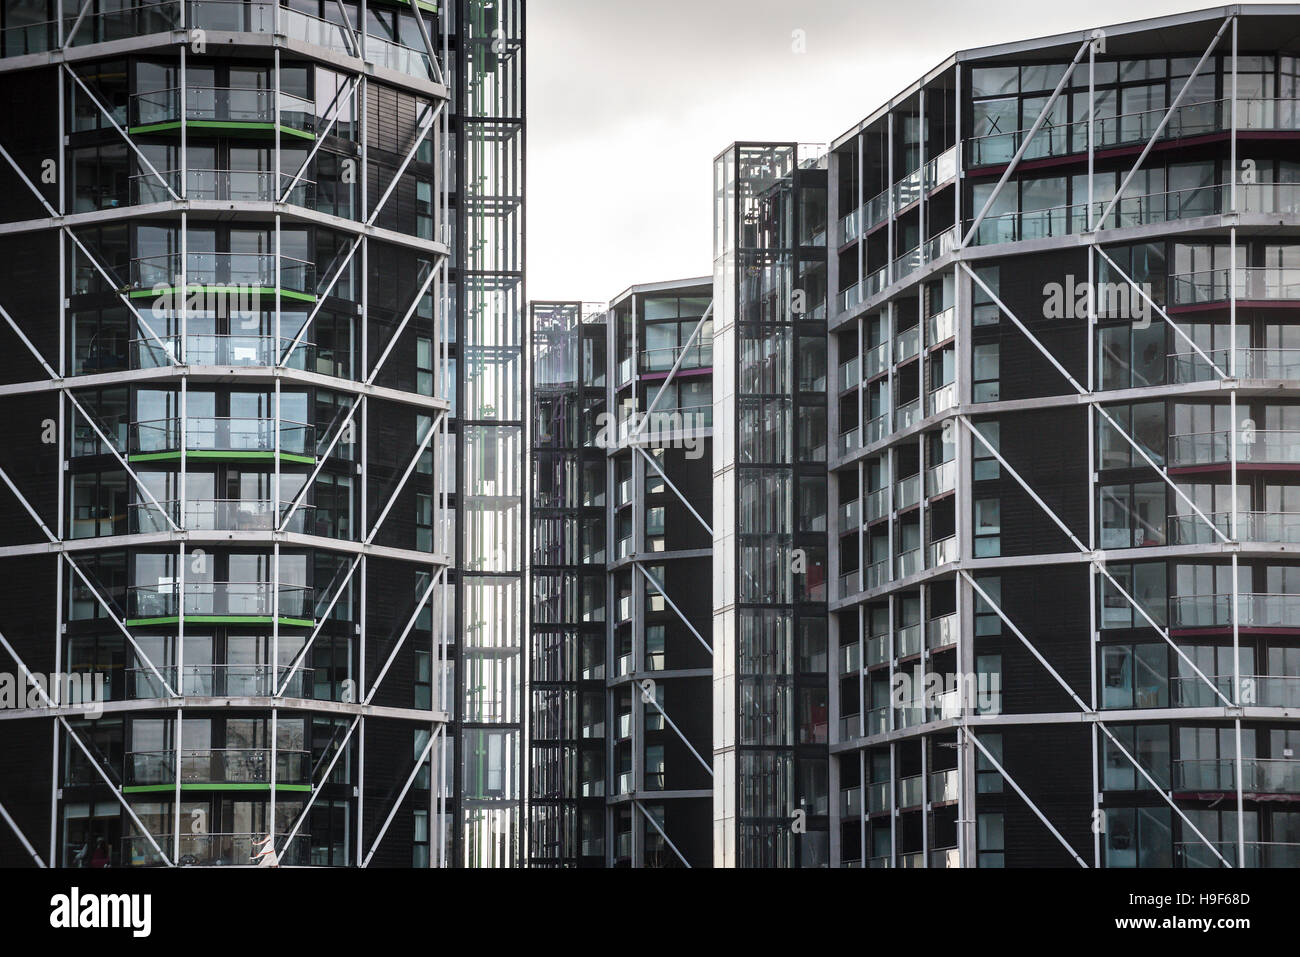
[526,0,1263,301]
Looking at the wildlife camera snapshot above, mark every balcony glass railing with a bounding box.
[837,147,958,245]
[132,334,314,370]
[1170,593,1300,629]
[864,559,888,590]
[898,548,922,578]
[127,581,315,621]
[898,774,923,809]
[926,613,957,649]
[129,499,314,534]
[130,252,316,295]
[865,633,888,667]
[926,460,956,498]
[864,341,889,379]
[895,326,921,364]
[928,383,957,416]
[130,169,315,208]
[839,641,860,675]
[896,623,922,658]
[838,356,860,391]
[930,847,960,868]
[1170,347,1300,383]
[929,536,958,568]
[127,664,311,699]
[868,780,890,814]
[130,416,315,457]
[967,98,1300,168]
[1171,266,1300,306]
[927,307,955,345]
[894,398,921,432]
[866,706,888,736]
[864,487,888,522]
[130,86,316,131]
[123,832,309,867]
[1177,674,1300,708]
[896,473,921,510]
[864,413,889,445]
[1168,430,1300,467]
[838,427,860,456]
[1176,841,1300,869]
[127,747,310,786]
[838,499,860,530]
[930,769,959,803]
[1168,511,1300,545]
[1175,758,1300,794]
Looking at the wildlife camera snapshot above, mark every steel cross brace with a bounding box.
[958,572,1232,867]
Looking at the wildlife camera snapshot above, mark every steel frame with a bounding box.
[0,18,455,869]
[827,11,1274,870]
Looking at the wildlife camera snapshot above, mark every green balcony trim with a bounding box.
[127,451,317,465]
[128,286,317,303]
[127,120,315,141]
[122,783,312,793]
[125,615,315,628]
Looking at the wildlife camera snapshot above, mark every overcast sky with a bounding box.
[526,0,1252,301]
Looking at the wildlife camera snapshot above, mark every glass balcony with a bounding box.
[864,487,889,522]
[1172,266,1300,306]
[864,413,889,445]
[926,613,957,649]
[127,664,312,699]
[126,581,315,621]
[898,774,923,809]
[865,706,888,736]
[1170,347,1300,383]
[838,714,861,741]
[123,832,309,867]
[127,747,310,786]
[130,169,316,208]
[928,383,957,416]
[838,570,860,599]
[896,473,921,510]
[895,326,921,364]
[1168,430,1300,467]
[132,333,315,370]
[1170,593,1300,629]
[129,416,315,458]
[926,460,956,498]
[929,536,958,567]
[129,85,317,133]
[840,265,887,314]
[930,769,959,803]
[894,398,921,432]
[840,786,861,818]
[896,623,922,658]
[129,499,315,534]
[130,252,316,296]
[838,498,860,529]
[930,847,960,868]
[1168,510,1300,545]
[898,548,922,578]
[1175,758,1300,794]
[867,780,889,814]
[865,632,888,667]
[838,427,860,456]
[927,307,955,345]
[839,641,860,675]
[1176,841,1300,869]
[864,341,889,379]
[838,356,860,391]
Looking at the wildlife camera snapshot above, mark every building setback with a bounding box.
[0,0,525,868]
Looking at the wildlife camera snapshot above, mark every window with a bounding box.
[1100,561,1167,629]
[1105,806,1172,868]
[977,812,1005,867]
[974,576,1002,637]
[976,654,1002,715]
[1098,482,1166,548]
[645,625,665,671]
[974,498,1001,557]
[976,733,1004,793]
[1102,643,1168,708]
[645,744,665,790]
[972,421,1000,480]
[413,810,429,867]
[1102,724,1170,790]
[972,266,1001,325]
[973,344,1000,402]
